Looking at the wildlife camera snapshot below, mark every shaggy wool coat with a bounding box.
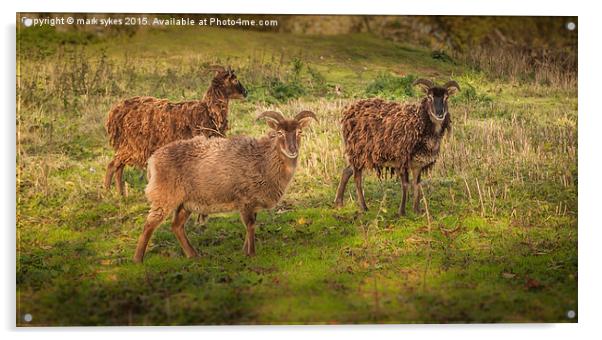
[106,79,230,169]
[341,97,451,176]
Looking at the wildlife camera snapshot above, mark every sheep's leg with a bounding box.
[334,165,353,208]
[241,210,257,257]
[196,214,208,226]
[353,167,368,212]
[398,169,410,216]
[171,205,198,259]
[411,167,424,214]
[115,165,126,196]
[133,208,166,263]
[104,159,118,191]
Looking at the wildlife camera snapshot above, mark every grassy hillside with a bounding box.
[17,26,577,325]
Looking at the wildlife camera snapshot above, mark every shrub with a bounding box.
[267,77,305,102]
[431,50,455,64]
[307,66,328,96]
[18,26,100,59]
[453,83,492,104]
[365,73,417,100]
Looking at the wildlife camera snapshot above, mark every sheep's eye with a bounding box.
[297,130,303,136]
[277,130,284,136]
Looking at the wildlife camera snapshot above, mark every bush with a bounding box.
[365,73,417,100]
[431,50,455,64]
[307,66,328,96]
[453,83,492,104]
[267,77,306,103]
[18,26,100,59]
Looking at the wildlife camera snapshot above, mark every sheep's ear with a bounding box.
[257,115,280,130]
[298,117,315,129]
[295,110,318,129]
[415,84,430,94]
[266,119,280,130]
[257,111,285,130]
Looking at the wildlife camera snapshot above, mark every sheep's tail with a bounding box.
[105,105,127,149]
[146,160,153,181]
[144,157,156,197]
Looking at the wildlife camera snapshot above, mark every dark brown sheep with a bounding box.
[334,79,460,216]
[133,110,318,263]
[104,66,248,195]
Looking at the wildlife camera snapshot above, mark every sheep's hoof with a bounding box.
[132,256,144,264]
[243,247,256,257]
[242,241,255,257]
[196,214,208,226]
[397,210,406,217]
[334,200,344,209]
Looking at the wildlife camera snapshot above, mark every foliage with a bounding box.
[453,82,493,104]
[18,26,101,59]
[16,26,577,325]
[364,73,417,100]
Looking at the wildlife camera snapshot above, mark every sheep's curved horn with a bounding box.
[444,80,461,91]
[295,110,318,122]
[412,78,435,90]
[256,111,285,124]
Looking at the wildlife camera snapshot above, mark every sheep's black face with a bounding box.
[413,79,460,122]
[426,87,450,121]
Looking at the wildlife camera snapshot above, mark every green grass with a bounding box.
[16,26,577,325]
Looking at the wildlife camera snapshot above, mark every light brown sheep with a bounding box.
[133,110,318,263]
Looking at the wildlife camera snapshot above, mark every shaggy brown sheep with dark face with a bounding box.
[133,110,317,263]
[104,66,247,196]
[334,78,460,216]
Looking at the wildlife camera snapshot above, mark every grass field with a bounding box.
[16,25,577,325]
